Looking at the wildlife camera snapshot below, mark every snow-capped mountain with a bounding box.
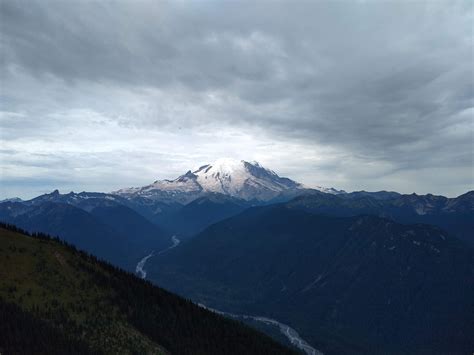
[115,158,328,202]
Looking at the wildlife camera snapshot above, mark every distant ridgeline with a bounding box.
[0,223,296,355]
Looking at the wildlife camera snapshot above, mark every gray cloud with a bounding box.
[0,0,472,198]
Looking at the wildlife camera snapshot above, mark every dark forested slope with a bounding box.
[0,224,295,355]
[149,205,474,354]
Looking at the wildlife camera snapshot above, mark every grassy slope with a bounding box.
[0,225,296,355]
[0,227,165,354]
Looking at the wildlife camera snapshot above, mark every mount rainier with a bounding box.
[115,158,342,203]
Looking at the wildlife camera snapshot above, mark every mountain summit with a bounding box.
[192,158,303,200]
[116,158,310,202]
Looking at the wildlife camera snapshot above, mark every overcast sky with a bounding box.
[0,0,472,199]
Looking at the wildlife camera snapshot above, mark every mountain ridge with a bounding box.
[147,204,474,354]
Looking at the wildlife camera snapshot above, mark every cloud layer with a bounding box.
[1,0,472,198]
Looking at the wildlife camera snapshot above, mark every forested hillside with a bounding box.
[148,205,474,354]
[0,223,296,355]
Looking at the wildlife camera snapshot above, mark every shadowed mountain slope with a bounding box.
[0,200,169,270]
[148,205,474,354]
